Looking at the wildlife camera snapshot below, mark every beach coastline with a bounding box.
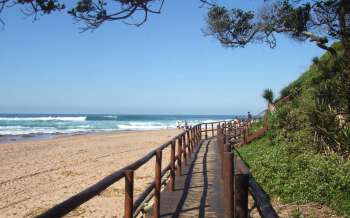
[0,128,179,145]
[0,128,182,217]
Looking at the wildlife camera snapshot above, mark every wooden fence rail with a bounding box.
[217,124,278,218]
[37,120,242,218]
[38,117,274,218]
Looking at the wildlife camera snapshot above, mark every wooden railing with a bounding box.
[38,119,240,218]
[38,118,274,218]
[244,126,268,144]
[217,124,278,218]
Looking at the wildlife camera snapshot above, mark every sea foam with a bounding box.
[0,116,86,121]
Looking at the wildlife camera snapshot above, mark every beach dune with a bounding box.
[0,129,181,218]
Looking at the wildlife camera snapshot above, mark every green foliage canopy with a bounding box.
[205,0,350,58]
[1,0,349,53]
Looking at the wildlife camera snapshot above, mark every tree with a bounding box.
[1,1,348,57]
[0,0,214,31]
[205,0,350,59]
[263,88,275,113]
[0,0,162,30]
[308,48,350,157]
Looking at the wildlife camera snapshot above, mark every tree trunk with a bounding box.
[339,1,350,118]
[268,103,276,113]
[339,0,350,60]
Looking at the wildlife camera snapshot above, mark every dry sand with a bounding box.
[0,129,181,218]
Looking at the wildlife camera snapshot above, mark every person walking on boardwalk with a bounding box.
[248,112,252,123]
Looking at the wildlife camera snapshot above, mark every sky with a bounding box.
[0,0,325,115]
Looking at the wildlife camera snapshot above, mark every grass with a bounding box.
[238,133,350,217]
[248,119,264,133]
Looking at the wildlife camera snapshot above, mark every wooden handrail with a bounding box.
[249,177,279,218]
[38,120,242,218]
[217,125,278,218]
[133,165,171,215]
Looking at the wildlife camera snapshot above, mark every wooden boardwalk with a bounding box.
[38,120,277,218]
[147,138,225,217]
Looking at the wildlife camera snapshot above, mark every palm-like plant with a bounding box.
[262,89,276,113]
[262,89,274,104]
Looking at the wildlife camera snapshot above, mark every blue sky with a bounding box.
[0,0,324,115]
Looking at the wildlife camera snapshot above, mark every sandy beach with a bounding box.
[0,129,181,218]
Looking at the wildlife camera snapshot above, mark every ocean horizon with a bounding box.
[0,114,245,138]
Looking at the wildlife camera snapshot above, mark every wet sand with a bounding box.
[0,129,181,217]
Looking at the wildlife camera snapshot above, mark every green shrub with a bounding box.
[239,135,350,217]
[269,42,350,158]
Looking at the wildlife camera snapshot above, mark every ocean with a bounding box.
[0,114,239,138]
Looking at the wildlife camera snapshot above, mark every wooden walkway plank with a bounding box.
[146,138,224,218]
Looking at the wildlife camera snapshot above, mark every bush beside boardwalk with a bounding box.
[239,134,350,217]
[239,43,350,217]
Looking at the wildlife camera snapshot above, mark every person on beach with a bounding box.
[248,112,252,123]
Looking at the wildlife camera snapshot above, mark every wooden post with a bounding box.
[211,123,214,137]
[177,137,182,176]
[124,170,134,218]
[199,125,202,143]
[223,152,234,218]
[223,131,227,145]
[224,144,231,153]
[217,127,225,178]
[217,126,222,153]
[198,125,201,141]
[189,128,194,154]
[188,130,192,157]
[198,125,200,140]
[187,129,193,159]
[183,134,187,166]
[234,126,237,138]
[193,128,196,148]
[243,128,247,144]
[188,128,194,154]
[154,149,162,218]
[217,124,221,136]
[194,127,196,147]
[193,127,196,147]
[222,143,231,178]
[235,173,249,218]
[205,124,208,139]
[169,140,175,191]
[193,126,198,146]
[197,126,200,143]
[226,122,229,135]
[191,129,194,153]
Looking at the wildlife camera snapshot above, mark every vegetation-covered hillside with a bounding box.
[240,43,350,217]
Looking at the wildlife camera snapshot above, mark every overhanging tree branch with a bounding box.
[205,0,347,59]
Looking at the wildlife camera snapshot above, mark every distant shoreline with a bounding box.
[0,114,236,139]
[0,128,179,145]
